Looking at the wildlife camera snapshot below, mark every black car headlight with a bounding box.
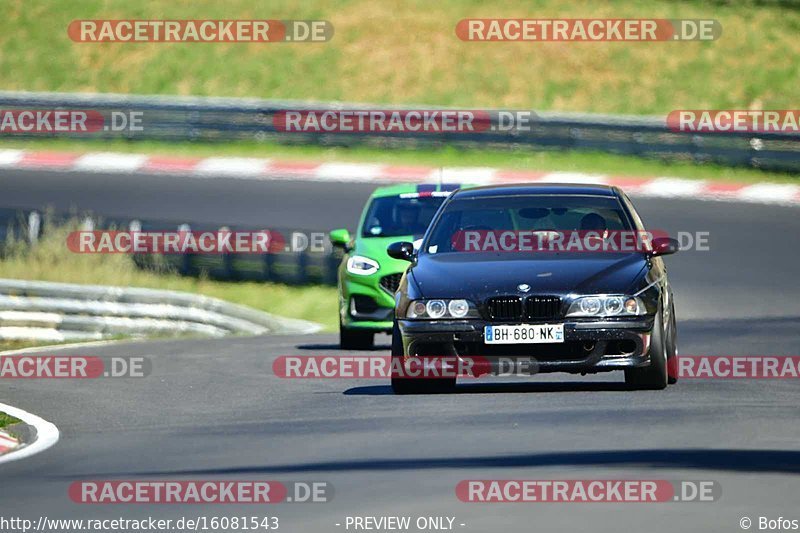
[405,299,480,319]
[565,295,645,317]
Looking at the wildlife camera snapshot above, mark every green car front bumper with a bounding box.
[339,269,401,333]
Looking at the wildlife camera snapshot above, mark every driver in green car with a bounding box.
[330,183,468,349]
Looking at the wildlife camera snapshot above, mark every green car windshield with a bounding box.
[361,195,447,238]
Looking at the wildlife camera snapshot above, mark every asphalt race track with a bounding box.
[1,168,799,532]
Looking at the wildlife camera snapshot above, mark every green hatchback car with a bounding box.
[330,183,467,349]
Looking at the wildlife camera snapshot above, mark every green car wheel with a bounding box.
[339,319,375,350]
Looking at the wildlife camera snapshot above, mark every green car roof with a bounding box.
[367,182,470,199]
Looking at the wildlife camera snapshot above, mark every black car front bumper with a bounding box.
[398,317,655,374]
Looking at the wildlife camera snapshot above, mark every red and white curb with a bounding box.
[0,429,19,454]
[0,402,59,465]
[1,149,798,206]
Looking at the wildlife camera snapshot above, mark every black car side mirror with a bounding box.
[387,241,415,261]
[651,237,679,257]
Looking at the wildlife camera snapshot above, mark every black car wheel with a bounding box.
[666,302,678,384]
[390,320,456,394]
[625,308,669,390]
[339,319,374,350]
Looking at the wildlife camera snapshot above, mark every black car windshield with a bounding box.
[361,195,447,238]
[424,194,632,254]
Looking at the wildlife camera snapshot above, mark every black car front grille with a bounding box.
[525,295,562,320]
[487,295,562,321]
[487,296,524,320]
[379,273,403,294]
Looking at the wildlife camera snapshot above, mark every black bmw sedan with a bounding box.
[386,184,679,394]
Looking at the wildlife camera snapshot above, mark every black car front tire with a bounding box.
[625,309,669,390]
[666,302,678,384]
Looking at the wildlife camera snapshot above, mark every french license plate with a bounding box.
[484,324,564,344]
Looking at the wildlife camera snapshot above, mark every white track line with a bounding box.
[437,167,497,185]
[737,183,800,204]
[194,157,270,177]
[639,177,707,197]
[73,152,149,173]
[540,171,608,184]
[0,149,26,167]
[0,402,59,465]
[315,162,384,181]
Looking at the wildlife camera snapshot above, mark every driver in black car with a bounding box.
[580,212,608,232]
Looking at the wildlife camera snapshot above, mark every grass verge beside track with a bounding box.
[0,412,21,429]
[1,1,797,114]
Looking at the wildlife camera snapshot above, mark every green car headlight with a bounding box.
[346,255,380,276]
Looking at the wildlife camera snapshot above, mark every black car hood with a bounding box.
[410,252,648,299]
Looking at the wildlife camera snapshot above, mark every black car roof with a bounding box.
[455,183,618,198]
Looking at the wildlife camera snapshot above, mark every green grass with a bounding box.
[2,1,798,183]
[0,223,339,344]
[2,137,798,184]
[0,0,798,114]
[0,412,21,430]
